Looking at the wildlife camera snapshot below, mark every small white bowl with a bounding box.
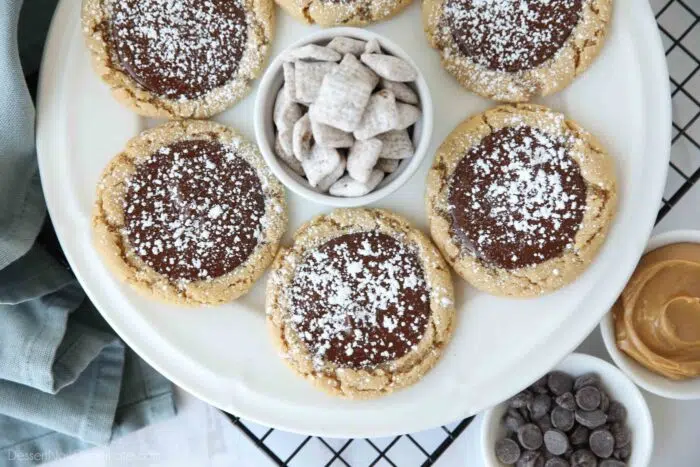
[480,353,653,467]
[253,27,434,207]
[600,229,700,400]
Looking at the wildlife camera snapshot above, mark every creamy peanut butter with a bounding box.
[613,243,700,380]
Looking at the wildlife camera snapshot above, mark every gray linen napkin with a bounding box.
[0,1,176,464]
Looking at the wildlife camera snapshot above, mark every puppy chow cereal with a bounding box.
[272,36,423,197]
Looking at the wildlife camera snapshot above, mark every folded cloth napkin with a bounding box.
[0,1,176,465]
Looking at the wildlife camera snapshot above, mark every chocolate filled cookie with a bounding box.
[423,0,612,102]
[276,0,413,27]
[266,208,455,398]
[82,0,274,118]
[93,120,287,305]
[426,104,617,297]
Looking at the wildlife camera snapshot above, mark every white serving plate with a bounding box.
[36,0,670,437]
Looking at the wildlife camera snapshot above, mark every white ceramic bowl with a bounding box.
[253,27,434,207]
[600,229,700,400]
[480,353,653,467]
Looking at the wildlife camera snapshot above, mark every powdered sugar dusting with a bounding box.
[443,0,583,72]
[449,124,587,270]
[287,232,431,369]
[106,0,249,99]
[122,139,266,284]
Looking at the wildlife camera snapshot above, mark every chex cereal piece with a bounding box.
[292,114,313,161]
[310,54,378,132]
[277,128,294,156]
[336,53,379,87]
[360,53,417,82]
[302,145,342,187]
[365,38,381,54]
[295,61,338,104]
[376,158,399,173]
[378,130,414,159]
[311,118,354,148]
[275,131,304,176]
[380,78,418,104]
[273,86,302,132]
[316,155,347,193]
[329,170,384,197]
[347,138,383,183]
[395,103,421,130]
[285,44,341,62]
[283,62,297,102]
[354,90,399,141]
[327,37,366,56]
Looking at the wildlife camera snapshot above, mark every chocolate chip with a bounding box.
[573,374,600,391]
[518,423,544,450]
[517,450,544,467]
[496,438,521,464]
[536,415,554,433]
[511,390,535,409]
[570,449,597,467]
[575,410,607,429]
[600,461,626,467]
[607,401,627,423]
[575,386,601,411]
[555,392,576,411]
[563,447,573,460]
[520,407,533,422]
[568,425,589,446]
[551,406,575,432]
[544,429,569,456]
[613,444,631,460]
[589,429,615,458]
[505,409,527,432]
[505,415,525,433]
[532,375,550,394]
[544,458,570,467]
[529,394,552,420]
[548,371,574,396]
[611,422,631,448]
[599,390,610,413]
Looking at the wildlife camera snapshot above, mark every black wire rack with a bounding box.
[220,1,700,465]
[223,414,472,466]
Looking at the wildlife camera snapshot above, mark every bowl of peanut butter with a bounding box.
[601,229,700,399]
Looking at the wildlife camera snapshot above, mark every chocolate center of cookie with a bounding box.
[288,232,431,369]
[123,139,265,282]
[444,0,583,73]
[106,0,248,99]
[448,126,587,270]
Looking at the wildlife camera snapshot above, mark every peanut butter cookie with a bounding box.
[93,120,287,305]
[426,104,617,297]
[266,208,455,398]
[277,0,413,27]
[82,0,274,118]
[423,0,612,102]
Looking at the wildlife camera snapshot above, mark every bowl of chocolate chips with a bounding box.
[480,353,652,467]
[253,27,433,207]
